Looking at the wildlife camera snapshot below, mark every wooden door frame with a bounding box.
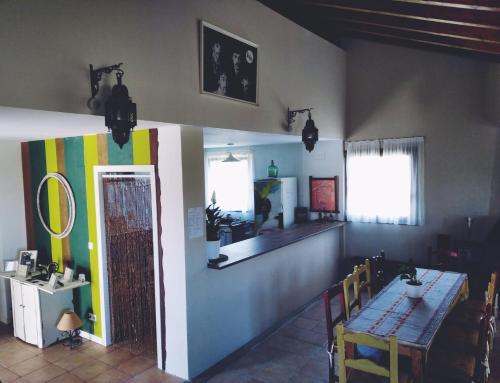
[94,165,162,369]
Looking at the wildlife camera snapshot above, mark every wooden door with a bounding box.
[102,176,156,353]
[11,280,25,341]
[21,284,39,345]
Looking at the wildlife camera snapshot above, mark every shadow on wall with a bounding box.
[489,132,500,217]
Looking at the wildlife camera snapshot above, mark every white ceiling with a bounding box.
[203,127,304,148]
[0,106,173,141]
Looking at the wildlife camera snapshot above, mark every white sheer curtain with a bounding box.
[346,137,424,225]
[204,150,254,214]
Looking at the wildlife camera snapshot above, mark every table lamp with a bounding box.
[57,311,83,348]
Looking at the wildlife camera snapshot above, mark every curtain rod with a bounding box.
[345,136,425,143]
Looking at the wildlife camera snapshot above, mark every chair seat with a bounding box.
[427,347,476,380]
[434,323,480,351]
[347,368,413,383]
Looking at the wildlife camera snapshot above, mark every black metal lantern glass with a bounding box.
[302,112,318,152]
[105,73,137,148]
[88,63,137,149]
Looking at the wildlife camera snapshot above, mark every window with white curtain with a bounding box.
[346,137,424,225]
[205,150,254,214]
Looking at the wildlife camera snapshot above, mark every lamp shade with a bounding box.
[222,152,240,162]
[57,311,83,331]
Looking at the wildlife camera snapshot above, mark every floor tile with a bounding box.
[0,365,19,383]
[116,355,155,376]
[9,355,49,376]
[47,373,84,382]
[0,348,37,368]
[128,367,185,383]
[23,364,65,383]
[70,359,111,381]
[88,368,130,383]
[99,348,134,366]
[52,351,92,371]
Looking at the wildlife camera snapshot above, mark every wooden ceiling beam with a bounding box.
[313,8,500,43]
[328,19,500,54]
[300,0,500,28]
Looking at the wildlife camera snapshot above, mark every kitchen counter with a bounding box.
[208,221,345,270]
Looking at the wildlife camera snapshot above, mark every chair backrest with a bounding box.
[343,271,360,319]
[323,282,347,382]
[356,259,373,300]
[324,282,346,348]
[336,323,398,383]
[370,253,386,292]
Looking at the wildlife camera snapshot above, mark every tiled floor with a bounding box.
[0,325,184,383]
[205,298,500,383]
[1,300,500,383]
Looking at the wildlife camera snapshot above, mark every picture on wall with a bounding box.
[200,21,258,104]
[309,176,339,213]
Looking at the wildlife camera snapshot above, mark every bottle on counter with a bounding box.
[267,160,278,178]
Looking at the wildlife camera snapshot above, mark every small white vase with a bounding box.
[206,240,220,261]
[406,282,423,299]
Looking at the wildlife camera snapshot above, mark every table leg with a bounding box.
[410,349,424,383]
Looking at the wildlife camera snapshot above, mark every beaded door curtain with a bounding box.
[103,176,156,354]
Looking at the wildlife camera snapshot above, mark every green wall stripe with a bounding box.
[28,141,52,265]
[107,133,133,165]
[63,136,93,333]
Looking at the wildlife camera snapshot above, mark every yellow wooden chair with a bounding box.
[343,271,360,319]
[355,259,373,300]
[336,323,413,383]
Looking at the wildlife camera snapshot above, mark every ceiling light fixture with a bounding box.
[88,63,137,149]
[222,152,240,162]
[288,107,318,152]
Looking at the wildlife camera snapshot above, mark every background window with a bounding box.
[205,150,254,214]
[346,137,424,225]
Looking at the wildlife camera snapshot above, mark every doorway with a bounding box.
[94,165,162,368]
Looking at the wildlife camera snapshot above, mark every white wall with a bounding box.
[344,39,500,263]
[182,126,343,378]
[0,0,345,139]
[0,141,27,323]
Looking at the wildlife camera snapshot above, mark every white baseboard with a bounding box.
[79,330,105,346]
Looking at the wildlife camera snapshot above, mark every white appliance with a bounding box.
[254,177,297,231]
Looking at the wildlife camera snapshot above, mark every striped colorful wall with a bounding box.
[21,129,159,336]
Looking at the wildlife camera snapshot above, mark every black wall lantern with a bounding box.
[88,63,137,148]
[288,107,318,152]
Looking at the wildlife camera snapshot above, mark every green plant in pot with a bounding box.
[206,192,222,261]
[399,259,423,298]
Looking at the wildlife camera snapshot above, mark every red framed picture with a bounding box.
[309,176,339,213]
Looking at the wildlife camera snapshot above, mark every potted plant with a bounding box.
[400,259,423,298]
[206,192,222,261]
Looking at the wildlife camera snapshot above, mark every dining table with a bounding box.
[343,268,469,383]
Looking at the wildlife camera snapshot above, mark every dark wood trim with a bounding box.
[149,128,166,371]
[21,142,35,249]
[329,19,500,54]
[301,0,500,28]
[315,8,500,43]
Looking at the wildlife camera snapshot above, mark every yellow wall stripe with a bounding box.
[132,130,151,165]
[83,135,102,337]
[45,139,63,270]
[56,139,71,267]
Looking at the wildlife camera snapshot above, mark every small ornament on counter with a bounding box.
[267,160,279,178]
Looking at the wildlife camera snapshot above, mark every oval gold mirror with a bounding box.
[36,173,76,239]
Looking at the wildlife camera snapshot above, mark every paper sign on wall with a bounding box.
[188,207,204,239]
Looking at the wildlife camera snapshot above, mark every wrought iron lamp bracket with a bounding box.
[89,63,124,100]
[287,107,313,131]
